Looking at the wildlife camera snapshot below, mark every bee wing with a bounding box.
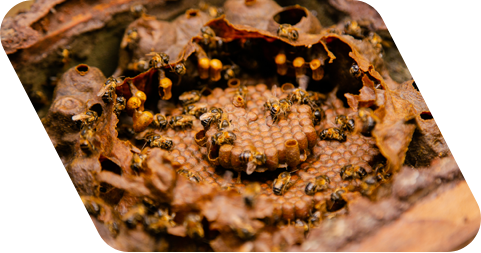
[246,161,256,175]
[96,84,110,97]
[72,114,90,121]
[271,84,278,98]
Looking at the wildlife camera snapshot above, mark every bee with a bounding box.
[373,163,391,182]
[294,219,309,236]
[319,127,346,142]
[61,48,70,64]
[151,113,168,129]
[243,182,261,207]
[173,63,186,75]
[130,4,146,18]
[335,115,355,132]
[359,174,379,196]
[367,32,383,52]
[147,52,170,69]
[344,20,364,38]
[277,24,299,41]
[340,165,367,180]
[131,150,148,173]
[211,131,236,146]
[305,175,330,195]
[168,115,195,129]
[144,209,176,235]
[72,110,98,129]
[217,112,232,130]
[179,90,202,106]
[183,103,208,118]
[230,216,256,240]
[328,188,347,211]
[97,76,121,103]
[124,27,139,50]
[273,171,297,196]
[307,91,326,106]
[468,9,481,25]
[200,26,223,50]
[232,85,247,108]
[81,196,104,217]
[288,88,309,104]
[184,213,204,239]
[240,150,267,175]
[358,107,378,136]
[264,97,290,123]
[80,126,96,153]
[177,169,202,183]
[223,64,240,80]
[114,96,126,116]
[122,205,146,228]
[199,107,223,128]
[199,1,224,18]
[145,134,174,150]
[349,63,362,79]
[312,107,324,125]
[127,58,150,72]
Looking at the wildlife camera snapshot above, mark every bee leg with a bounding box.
[236,172,242,184]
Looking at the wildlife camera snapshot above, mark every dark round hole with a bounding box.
[273,7,307,26]
[89,103,103,117]
[27,140,40,149]
[187,10,198,18]
[420,112,433,120]
[468,141,481,151]
[76,64,89,75]
[413,79,435,92]
[461,92,474,100]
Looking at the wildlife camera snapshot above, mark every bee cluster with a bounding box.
[33,0,454,251]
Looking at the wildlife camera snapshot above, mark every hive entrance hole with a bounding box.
[89,103,103,117]
[75,64,90,75]
[468,141,481,151]
[461,92,474,100]
[273,7,307,26]
[27,140,40,149]
[420,112,433,120]
[413,79,435,92]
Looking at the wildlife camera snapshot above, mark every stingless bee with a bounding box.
[306,91,326,106]
[288,88,309,104]
[177,169,202,183]
[144,209,176,235]
[373,163,391,182]
[340,165,367,180]
[124,27,139,50]
[184,213,204,239]
[329,187,349,210]
[359,174,379,196]
[168,115,196,129]
[217,112,232,130]
[151,113,168,129]
[80,126,96,153]
[335,115,355,132]
[145,133,174,150]
[358,107,378,136]
[127,58,150,73]
[223,64,240,80]
[312,107,324,125]
[183,103,208,118]
[240,150,267,175]
[131,151,147,173]
[122,205,146,228]
[200,26,223,50]
[243,182,261,207]
[294,219,309,236]
[114,96,126,116]
[305,175,330,195]
[97,76,122,103]
[199,107,223,129]
[72,110,98,129]
[264,88,291,123]
[319,127,346,142]
[211,131,236,146]
[349,63,362,79]
[273,171,298,196]
[81,196,105,217]
[468,9,481,25]
[277,24,299,41]
[173,63,186,75]
[179,89,202,106]
[230,216,256,240]
[147,52,170,69]
[130,4,146,18]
